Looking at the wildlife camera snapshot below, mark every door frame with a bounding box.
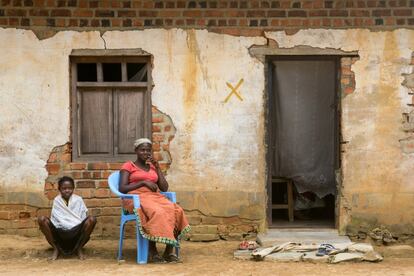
[265,55,342,228]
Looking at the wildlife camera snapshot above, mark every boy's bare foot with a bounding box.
[77,249,86,260]
[48,248,59,261]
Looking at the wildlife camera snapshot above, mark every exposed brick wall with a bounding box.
[340,56,358,96]
[0,0,413,39]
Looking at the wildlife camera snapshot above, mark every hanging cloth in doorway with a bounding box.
[270,59,337,197]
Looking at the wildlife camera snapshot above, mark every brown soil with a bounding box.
[0,235,413,276]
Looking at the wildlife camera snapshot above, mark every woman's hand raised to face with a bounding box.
[146,155,160,169]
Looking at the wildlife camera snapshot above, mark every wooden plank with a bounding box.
[71,49,151,58]
[70,62,78,160]
[287,180,294,222]
[79,89,113,155]
[76,82,148,88]
[272,204,289,209]
[97,63,103,82]
[115,90,146,154]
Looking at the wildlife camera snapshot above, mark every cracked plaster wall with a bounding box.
[1,27,414,233]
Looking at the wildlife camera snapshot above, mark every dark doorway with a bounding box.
[267,56,340,228]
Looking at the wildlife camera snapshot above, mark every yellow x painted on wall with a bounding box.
[224,79,244,103]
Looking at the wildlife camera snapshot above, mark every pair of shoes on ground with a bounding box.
[149,253,181,263]
[239,241,259,250]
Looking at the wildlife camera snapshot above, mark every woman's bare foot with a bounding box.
[77,249,86,260]
[48,248,59,261]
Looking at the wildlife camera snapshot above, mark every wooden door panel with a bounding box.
[115,90,146,154]
[79,89,113,155]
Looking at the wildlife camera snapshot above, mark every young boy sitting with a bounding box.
[38,176,96,260]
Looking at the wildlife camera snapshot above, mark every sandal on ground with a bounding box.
[148,253,166,263]
[163,253,181,263]
[316,244,336,256]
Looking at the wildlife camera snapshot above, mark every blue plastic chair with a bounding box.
[108,171,179,264]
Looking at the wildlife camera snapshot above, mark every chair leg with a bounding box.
[136,223,149,264]
[118,220,126,260]
[175,244,180,257]
[287,180,294,222]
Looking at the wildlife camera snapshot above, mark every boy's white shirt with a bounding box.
[51,194,88,230]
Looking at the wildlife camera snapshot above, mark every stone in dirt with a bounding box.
[362,251,383,262]
[329,252,364,264]
[264,252,304,262]
[302,251,329,263]
[347,243,374,253]
[233,249,253,260]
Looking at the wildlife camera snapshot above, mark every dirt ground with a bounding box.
[0,235,413,276]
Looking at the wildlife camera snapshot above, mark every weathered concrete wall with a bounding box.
[1,27,414,238]
[0,28,268,236]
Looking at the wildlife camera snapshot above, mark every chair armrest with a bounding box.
[160,192,176,203]
[119,194,141,208]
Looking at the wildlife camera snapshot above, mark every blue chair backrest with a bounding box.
[108,171,124,197]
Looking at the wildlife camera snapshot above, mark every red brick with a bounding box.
[204,10,225,17]
[73,9,93,17]
[158,10,180,17]
[75,189,93,198]
[117,10,136,17]
[372,9,391,16]
[6,9,26,16]
[70,163,87,170]
[139,10,157,17]
[46,163,60,175]
[92,171,102,179]
[50,9,71,16]
[37,208,51,217]
[132,18,143,26]
[308,10,327,17]
[152,134,165,142]
[268,10,286,17]
[47,152,58,163]
[112,18,122,26]
[287,10,307,17]
[108,163,122,170]
[344,87,354,94]
[246,10,266,17]
[45,190,58,200]
[19,211,31,219]
[71,171,82,179]
[44,182,56,191]
[152,116,164,123]
[61,153,71,163]
[111,0,121,8]
[29,8,49,16]
[152,143,161,151]
[102,171,112,178]
[56,18,65,27]
[97,180,109,188]
[350,10,370,17]
[329,9,348,17]
[88,163,109,170]
[16,219,36,229]
[95,9,114,17]
[393,9,412,16]
[152,125,161,132]
[0,211,10,220]
[183,10,202,17]
[225,10,245,17]
[95,189,111,198]
[76,180,95,188]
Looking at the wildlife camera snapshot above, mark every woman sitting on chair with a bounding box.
[119,138,190,263]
